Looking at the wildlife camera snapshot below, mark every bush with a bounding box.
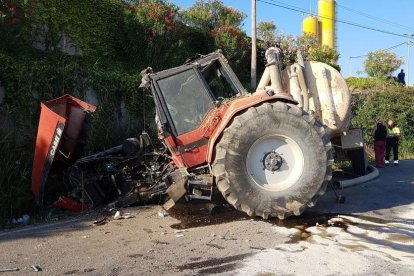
[346,77,399,91]
[351,90,414,159]
[364,50,403,78]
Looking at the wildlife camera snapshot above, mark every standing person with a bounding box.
[397,69,406,85]
[385,120,401,166]
[371,120,387,168]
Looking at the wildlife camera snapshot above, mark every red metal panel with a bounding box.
[32,95,96,204]
[31,103,66,201]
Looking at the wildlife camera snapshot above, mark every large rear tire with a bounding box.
[212,102,333,219]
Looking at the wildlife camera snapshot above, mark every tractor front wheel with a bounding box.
[212,102,333,219]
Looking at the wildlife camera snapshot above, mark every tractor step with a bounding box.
[186,174,213,201]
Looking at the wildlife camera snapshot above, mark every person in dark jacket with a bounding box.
[371,120,387,168]
[397,69,406,85]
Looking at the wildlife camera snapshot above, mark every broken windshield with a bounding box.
[157,69,214,136]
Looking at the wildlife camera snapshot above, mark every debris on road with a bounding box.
[206,243,225,250]
[0,268,20,273]
[92,217,107,226]
[11,214,30,225]
[157,210,167,218]
[249,246,266,251]
[31,266,42,272]
[113,211,135,220]
[174,229,187,237]
[114,211,122,220]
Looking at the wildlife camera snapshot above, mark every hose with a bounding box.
[257,67,270,91]
[321,68,337,126]
[291,63,309,111]
[334,165,379,190]
[288,67,303,108]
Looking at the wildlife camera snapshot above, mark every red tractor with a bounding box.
[33,50,333,219]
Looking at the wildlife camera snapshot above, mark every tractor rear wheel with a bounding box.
[212,102,333,219]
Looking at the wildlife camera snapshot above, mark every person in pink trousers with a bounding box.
[371,119,387,168]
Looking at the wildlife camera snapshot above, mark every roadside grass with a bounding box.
[0,132,34,227]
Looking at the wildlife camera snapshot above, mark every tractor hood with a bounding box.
[32,95,96,204]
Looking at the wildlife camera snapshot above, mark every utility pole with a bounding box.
[404,34,414,86]
[251,0,257,89]
[408,40,410,86]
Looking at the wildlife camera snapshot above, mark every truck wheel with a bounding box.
[212,102,333,219]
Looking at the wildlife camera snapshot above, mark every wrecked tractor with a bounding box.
[33,50,333,219]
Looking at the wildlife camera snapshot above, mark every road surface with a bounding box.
[1,161,413,275]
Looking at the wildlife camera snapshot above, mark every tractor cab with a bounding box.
[147,51,247,138]
[141,50,294,171]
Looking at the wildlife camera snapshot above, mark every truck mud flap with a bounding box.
[32,94,96,205]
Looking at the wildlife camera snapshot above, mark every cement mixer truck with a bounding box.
[32,48,366,219]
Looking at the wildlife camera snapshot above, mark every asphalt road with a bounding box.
[0,161,413,275]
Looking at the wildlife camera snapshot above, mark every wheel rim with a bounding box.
[246,134,305,192]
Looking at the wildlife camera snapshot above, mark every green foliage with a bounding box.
[351,90,414,159]
[255,27,340,71]
[257,21,276,44]
[182,0,249,79]
[0,131,35,227]
[296,34,340,71]
[307,45,340,71]
[364,50,404,78]
[0,0,34,52]
[346,77,401,91]
[184,0,246,31]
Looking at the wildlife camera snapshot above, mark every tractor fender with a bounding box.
[206,91,296,163]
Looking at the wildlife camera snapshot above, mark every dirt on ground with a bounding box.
[1,161,413,275]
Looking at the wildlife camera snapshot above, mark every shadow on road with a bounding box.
[311,160,414,215]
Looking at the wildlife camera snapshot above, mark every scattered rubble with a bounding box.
[0,268,20,272]
[11,214,30,225]
[31,266,42,272]
[157,210,167,218]
[113,211,135,220]
[92,218,107,226]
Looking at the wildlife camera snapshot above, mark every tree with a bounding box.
[297,34,340,71]
[183,0,249,75]
[184,0,245,31]
[257,21,276,45]
[307,45,340,71]
[364,50,403,78]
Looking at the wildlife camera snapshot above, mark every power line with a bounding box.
[336,3,414,34]
[257,0,413,39]
[350,42,406,59]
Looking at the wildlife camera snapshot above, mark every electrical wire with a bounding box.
[336,2,414,34]
[350,42,406,59]
[257,0,413,39]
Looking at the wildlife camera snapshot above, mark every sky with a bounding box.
[172,0,414,84]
